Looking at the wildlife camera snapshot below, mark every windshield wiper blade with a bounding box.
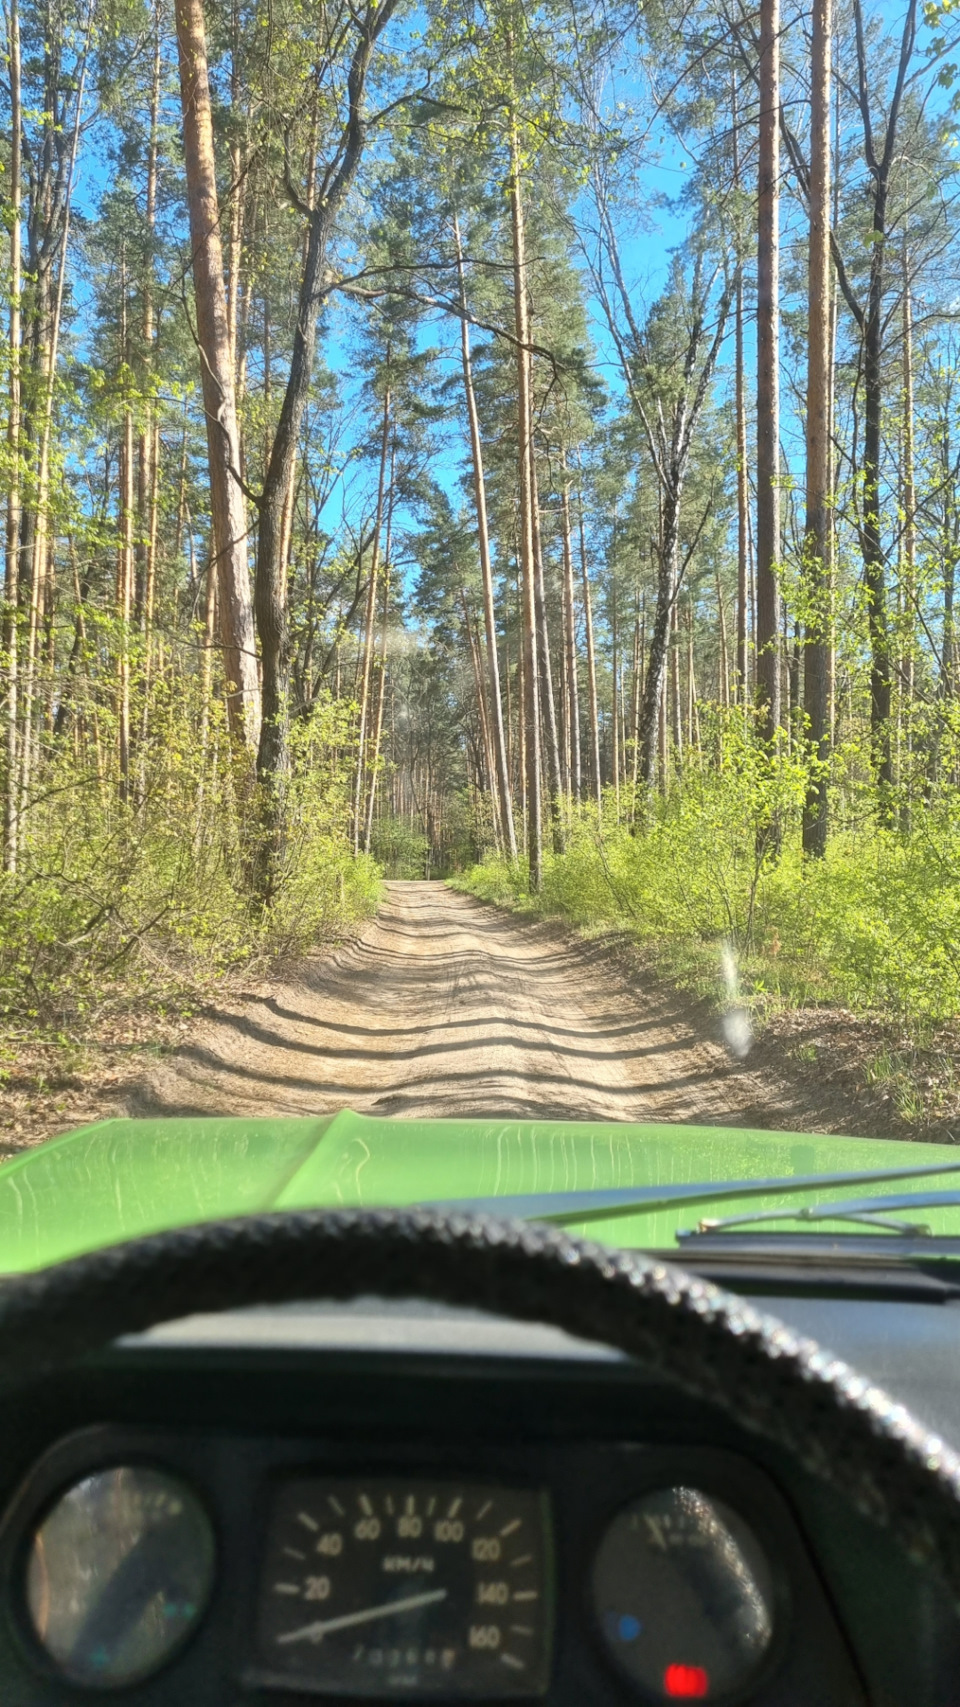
[683,1186,960,1240]
[420,1155,960,1227]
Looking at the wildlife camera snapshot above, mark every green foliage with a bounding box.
[371,816,430,878]
[0,685,380,1031]
[457,712,960,1026]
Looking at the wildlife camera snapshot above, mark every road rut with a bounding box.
[136,881,814,1128]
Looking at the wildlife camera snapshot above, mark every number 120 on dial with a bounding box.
[254,1478,552,1697]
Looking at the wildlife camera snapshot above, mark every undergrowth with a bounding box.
[454,715,960,1031]
[0,688,381,1039]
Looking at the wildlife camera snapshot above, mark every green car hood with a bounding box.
[2,1110,960,1274]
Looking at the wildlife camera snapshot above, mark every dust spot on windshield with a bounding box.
[721,946,753,1060]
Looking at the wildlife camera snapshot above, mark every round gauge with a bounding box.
[23,1464,215,1688]
[255,1478,551,1696]
[591,1486,775,1702]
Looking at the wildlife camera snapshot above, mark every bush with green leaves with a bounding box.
[0,686,380,1030]
[457,710,960,1025]
[370,817,431,879]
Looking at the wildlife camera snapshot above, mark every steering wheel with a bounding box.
[3,1207,960,1603]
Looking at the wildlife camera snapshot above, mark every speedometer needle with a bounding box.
[276,1588,449,1646]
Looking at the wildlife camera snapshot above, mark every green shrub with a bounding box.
[456,712,960,1025]
[0,686,380,1029]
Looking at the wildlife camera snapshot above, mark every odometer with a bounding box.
[254,1479,551,1696]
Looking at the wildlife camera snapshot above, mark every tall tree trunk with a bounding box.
[686,604,699,751]
[363,477,393,856]
[136,4,161,637]
[899,249,916,826]
[735,267,750,705]
[639,491,681,790]
[732,82,749,706]
[251,0,399,893]
[671,617,683,772]
[17,29,87,824]
[560,481,581,805]
[716,572,729,707]
[860,218,895,813]
[142,423,160,688]
[849,0,916,817]
[530,449,563,842]
[629,592,641,792]
[577,486,602,813]
[197,543,218,808]
[463,592,499,841]
[802,0,833,856]
[353,389,390,856]
[118,397,135,798]
[632,592,645,799]
[828,69,841,743]
[510,128,542,890]
[227,0,245,375]
[3,0,22,871]
[611,573,620,809]
[175,0,260,751]
[53,539,87,740]
[658,606,670,791]
[454,216,516,859]
[756,0,782,741]
[626,263,733,800]
[945,545,956,704]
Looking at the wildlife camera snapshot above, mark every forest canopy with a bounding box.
[3,0,960,1062]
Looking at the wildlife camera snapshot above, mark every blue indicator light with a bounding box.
[617,1614,642,1642]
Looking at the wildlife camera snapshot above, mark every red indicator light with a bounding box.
[663,1663,709,1698]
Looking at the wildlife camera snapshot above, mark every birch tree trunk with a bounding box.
[175,0,260,752]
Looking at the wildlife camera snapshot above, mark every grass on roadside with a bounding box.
[453,723,960,1139]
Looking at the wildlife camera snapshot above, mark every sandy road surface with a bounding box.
[135,882,819,1128]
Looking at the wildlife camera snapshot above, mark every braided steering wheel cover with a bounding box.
[2,1207,960,1598]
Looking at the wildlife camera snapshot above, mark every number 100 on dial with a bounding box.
[253,1479,552,1697]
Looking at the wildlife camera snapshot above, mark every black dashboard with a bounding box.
[2,1285,960,1706]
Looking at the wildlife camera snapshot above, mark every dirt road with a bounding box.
[134,881,824,1129]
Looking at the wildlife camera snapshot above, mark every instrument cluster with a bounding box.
[0,1428,859,1705]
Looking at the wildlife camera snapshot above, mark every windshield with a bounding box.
[1,0,959,1258]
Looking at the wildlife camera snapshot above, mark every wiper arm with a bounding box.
[683,1186,960,1240]
[420,1155,960,1227]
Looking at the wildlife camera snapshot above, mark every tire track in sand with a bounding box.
[134,881,820,1129]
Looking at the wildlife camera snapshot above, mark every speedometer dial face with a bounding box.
[255,1479,551,1697]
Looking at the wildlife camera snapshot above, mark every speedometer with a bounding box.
[253,1479,551,1696]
